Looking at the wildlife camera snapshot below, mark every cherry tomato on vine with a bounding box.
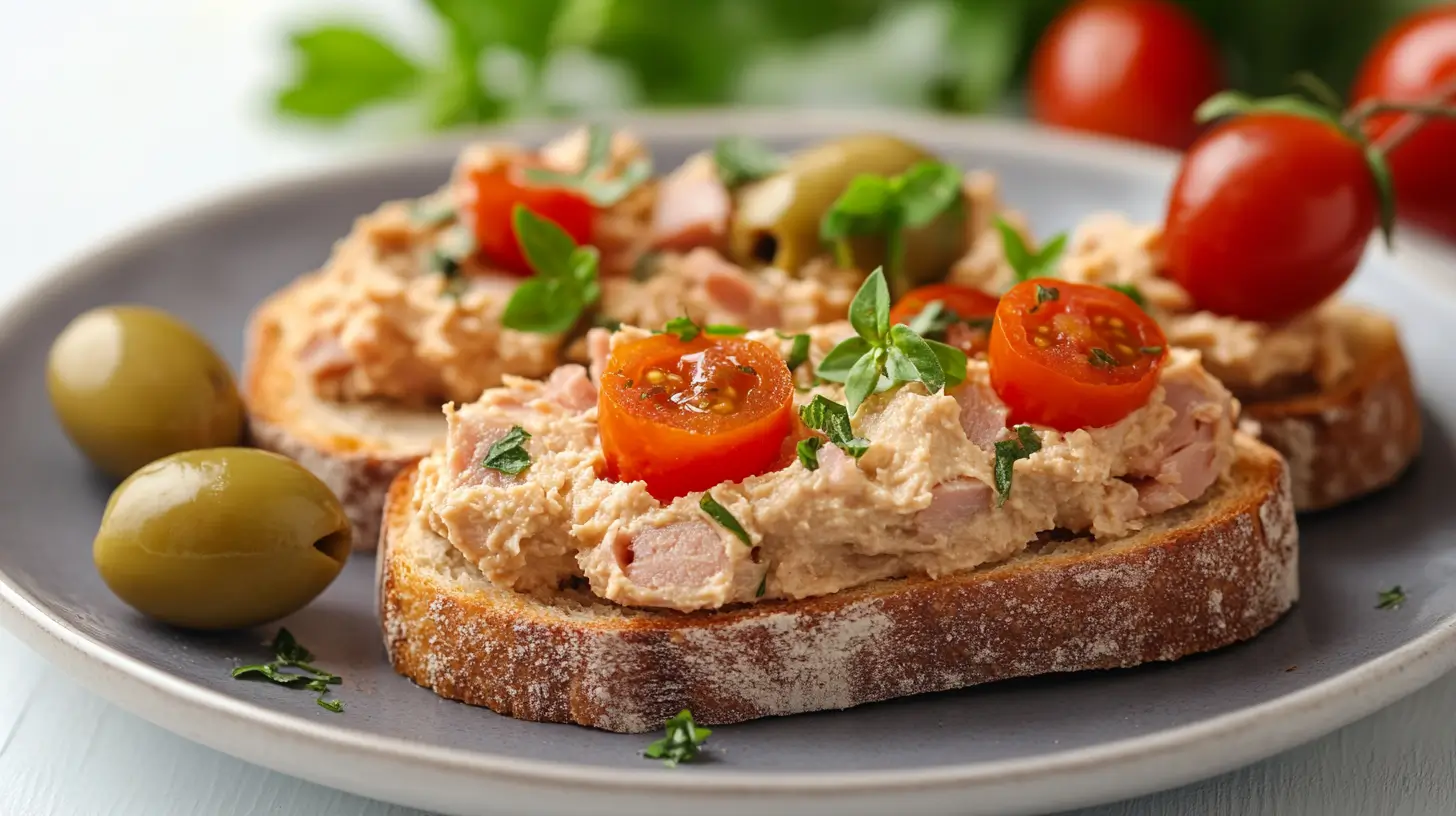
[598,333,795,502]
[988,279,1166,431]
[1353,5,1456,239]
[889,283,1000,355]
[467,163,594,276]
[1029,0,1224,150]
[1163,114,1380,323]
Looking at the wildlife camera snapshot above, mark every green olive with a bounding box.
[48,306,244,479]
[93,448,351,630]
[729,133,969,293]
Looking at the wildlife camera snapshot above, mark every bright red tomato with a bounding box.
[598,333,795,502]
[1353,5,1456,239]
[467,164,594,276]
[989,279,1166,431]
[889,283,1000,355]
[1163,114,1379,322]
[1029,0,1224,149]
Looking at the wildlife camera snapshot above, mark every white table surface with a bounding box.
[3,1,1456,814]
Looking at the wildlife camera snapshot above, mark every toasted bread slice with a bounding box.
[379,434,1296,733]
[1243,303,1420,512]
[243,281,442,552]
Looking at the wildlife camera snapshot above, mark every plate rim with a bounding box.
[4,109,1455,810]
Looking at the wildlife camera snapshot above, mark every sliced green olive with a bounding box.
[93,448,350,630]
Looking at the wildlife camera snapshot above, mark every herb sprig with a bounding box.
[700,493,751,546]
[644,709,711,767]
[815,269,968,414]
[798,395,869,460]
[992,425,1042,507]
[232,629,344,713]
[660,317,748,342]
[996,216,1067,283]
[713,136,783,188]
[481,425,532,476]
[522,124,653,207]
[1376,585,1407,610]
[501,205,601,334]
[820,161,962,298]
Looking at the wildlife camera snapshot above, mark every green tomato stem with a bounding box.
[1354,77,1456,157]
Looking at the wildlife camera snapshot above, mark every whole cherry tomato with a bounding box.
[1353,5,1456,239]
[1029,0,1224,149]
[468,163,594,276]
[598,332,795,502]
[889,283,1000,356]
[989,279,1166,431]
[1163,114,1379,322]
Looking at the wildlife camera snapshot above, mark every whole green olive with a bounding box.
[48,306,244,479]
[93,448,351,630]
[729,133,969,293]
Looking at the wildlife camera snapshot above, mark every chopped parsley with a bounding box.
[480,425,532,476]
[430,223,477,290]
[644,709,711,767]
[705,323,747,335]
[713,135,783,188]
[1140,345,1164,356]
[785,333,811,374]
[756,574,768,598]
[659,317,746,342]
[1088,347,1120,369]
[992,425,1042,507]
[1107,283,1146,307]
[796,436,824,470]
[699,492,751,546]
[1030,284,1060,313]
[594,315,624,332]
[1377,585,1406,610]
[997,217,1067,283]
[737,364,757,376]
[232,629,344,713]
[521,124,653,207]
[798,395,869,459]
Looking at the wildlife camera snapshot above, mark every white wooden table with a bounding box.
[3,1,1455,813]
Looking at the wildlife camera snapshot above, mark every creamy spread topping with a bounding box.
[414,325,1237,613]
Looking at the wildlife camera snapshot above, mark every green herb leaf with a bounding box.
[643,709,711,768]
[755,574,768,598]
[501,279,574,334]
[317,697,345,713]
[1364,145,1397,251]
[992,425,1042,507]
[699,493,751,546]
[713,136,783,187]
[798,395,869,459]
[819,176,898,242]
[271,628,313,664]
[513,204,577,276]
[1140,345,1164,356]
[501,206,600,334]
[704,323,747,335]
[275,26,421,122]
[889,324,946,394]
[785,333,812,374]
[797,436,823,470]
[895,161,964,228]
[844,351,881,415]
[481,425,532,476]
[233,630,344,713]
[522,125,653,206]
[1107,283,1145,307]
[997,217,1066,283]
[1031,284,1060,313]
[847,267,891,343]
[662,316,702,342]
[925,339,969,388]
[1376,585,1406,610]
[1088,348,1120,369]
[815,336,873,383]
[907,300,953,338]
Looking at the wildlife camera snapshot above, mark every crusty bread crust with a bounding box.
[380,434,1297,733]
[243,281,440,552]
[1244,303,1421,512]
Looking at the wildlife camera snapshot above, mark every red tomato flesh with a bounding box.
[889,283,1000,356]
[468,163,594,276]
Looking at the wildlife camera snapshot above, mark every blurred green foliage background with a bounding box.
[276,0,1447,131]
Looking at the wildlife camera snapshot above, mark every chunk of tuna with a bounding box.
[617,521,729,590]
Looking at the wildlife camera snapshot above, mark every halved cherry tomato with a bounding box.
[1163,114,1378,322]
[989,279,1166,431]
[1353,5,1456,239]
[1029,0,1224,149]
[599,333,794,502]
[890,283,1000,356]
[468,163,594,276]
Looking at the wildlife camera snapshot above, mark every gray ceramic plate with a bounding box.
[2,113,1455,816]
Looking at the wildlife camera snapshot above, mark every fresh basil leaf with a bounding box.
[847,267,891,343]
[512,205,576,277]
[582,156,655,206]
[815,336,873,382]
[271,628,313,664]
[798,395,868,459]
[844,351,881,415]
[275,26,421,121]
[1376,585,1406,610]
[820,175,896,241]
[796,436,823,471]
[481,425,532,476]
[644,709,711,768]
[996,217,1035,282]
[895,161,963,228]
[992,424,1042,507]
[502,279,581,334]
[1035,233,1067,274]
[570,246,602,302]
[699,493,751,546]
[713,136,783,187]
[884,346,919,383]
[662,316,701,342]
[889,324,946,394]
[231,664,310,686]
[785,333,811,374]
[925,339,968,388]
[1107,283,1145,307]
[907,300,957,338]
[317,696,344,713]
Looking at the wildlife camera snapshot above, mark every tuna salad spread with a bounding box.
[950,213,1356,400]
[279,129,1011,409]
[411,274,1237,612]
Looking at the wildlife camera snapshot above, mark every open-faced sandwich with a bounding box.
[379,272,1297,732]
[246,128,1014,550]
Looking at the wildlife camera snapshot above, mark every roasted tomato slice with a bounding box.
[467,162,594,276]
[890,283,1000,355]
[599,333,795,502]
[989,279,1166,431]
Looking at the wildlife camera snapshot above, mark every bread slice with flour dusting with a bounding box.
[379,433,1297,733]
